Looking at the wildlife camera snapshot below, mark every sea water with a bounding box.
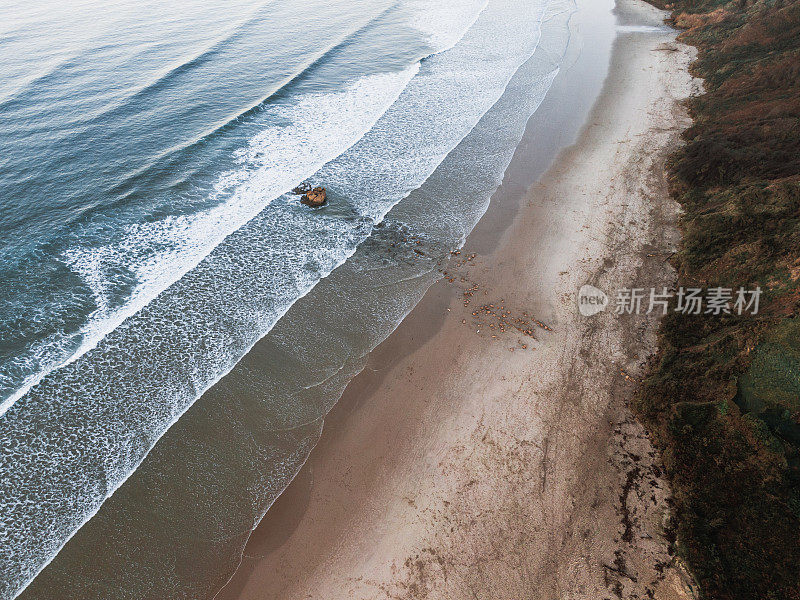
[0,0,576,597]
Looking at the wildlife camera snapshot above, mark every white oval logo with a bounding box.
[578,284,608,316]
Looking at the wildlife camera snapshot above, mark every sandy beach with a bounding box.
[217,0,701,598]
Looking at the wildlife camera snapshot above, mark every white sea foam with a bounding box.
[402,0,489,52]
[0,0,499,418]
[0,66,418,418]
[0,0,502,419]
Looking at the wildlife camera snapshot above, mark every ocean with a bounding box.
[0,0,576,597]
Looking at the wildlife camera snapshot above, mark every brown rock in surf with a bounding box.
[301,186,327,207]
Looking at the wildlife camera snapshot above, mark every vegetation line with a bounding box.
[636,0,800,598]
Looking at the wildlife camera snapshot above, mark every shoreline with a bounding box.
[218,0,701,598]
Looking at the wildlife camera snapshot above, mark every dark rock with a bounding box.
[291,182,311,195]
[300,186,327,207]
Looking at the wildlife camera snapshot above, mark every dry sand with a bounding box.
[218,1,702,598]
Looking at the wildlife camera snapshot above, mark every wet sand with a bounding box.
[217,0,701,598]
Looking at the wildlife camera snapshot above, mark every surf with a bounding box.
[1,0,509,597]
[0,0,480,417]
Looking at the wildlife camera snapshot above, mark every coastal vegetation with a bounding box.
[636,0,800,597]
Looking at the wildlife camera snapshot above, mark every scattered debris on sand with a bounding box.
[439,254,550,351]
